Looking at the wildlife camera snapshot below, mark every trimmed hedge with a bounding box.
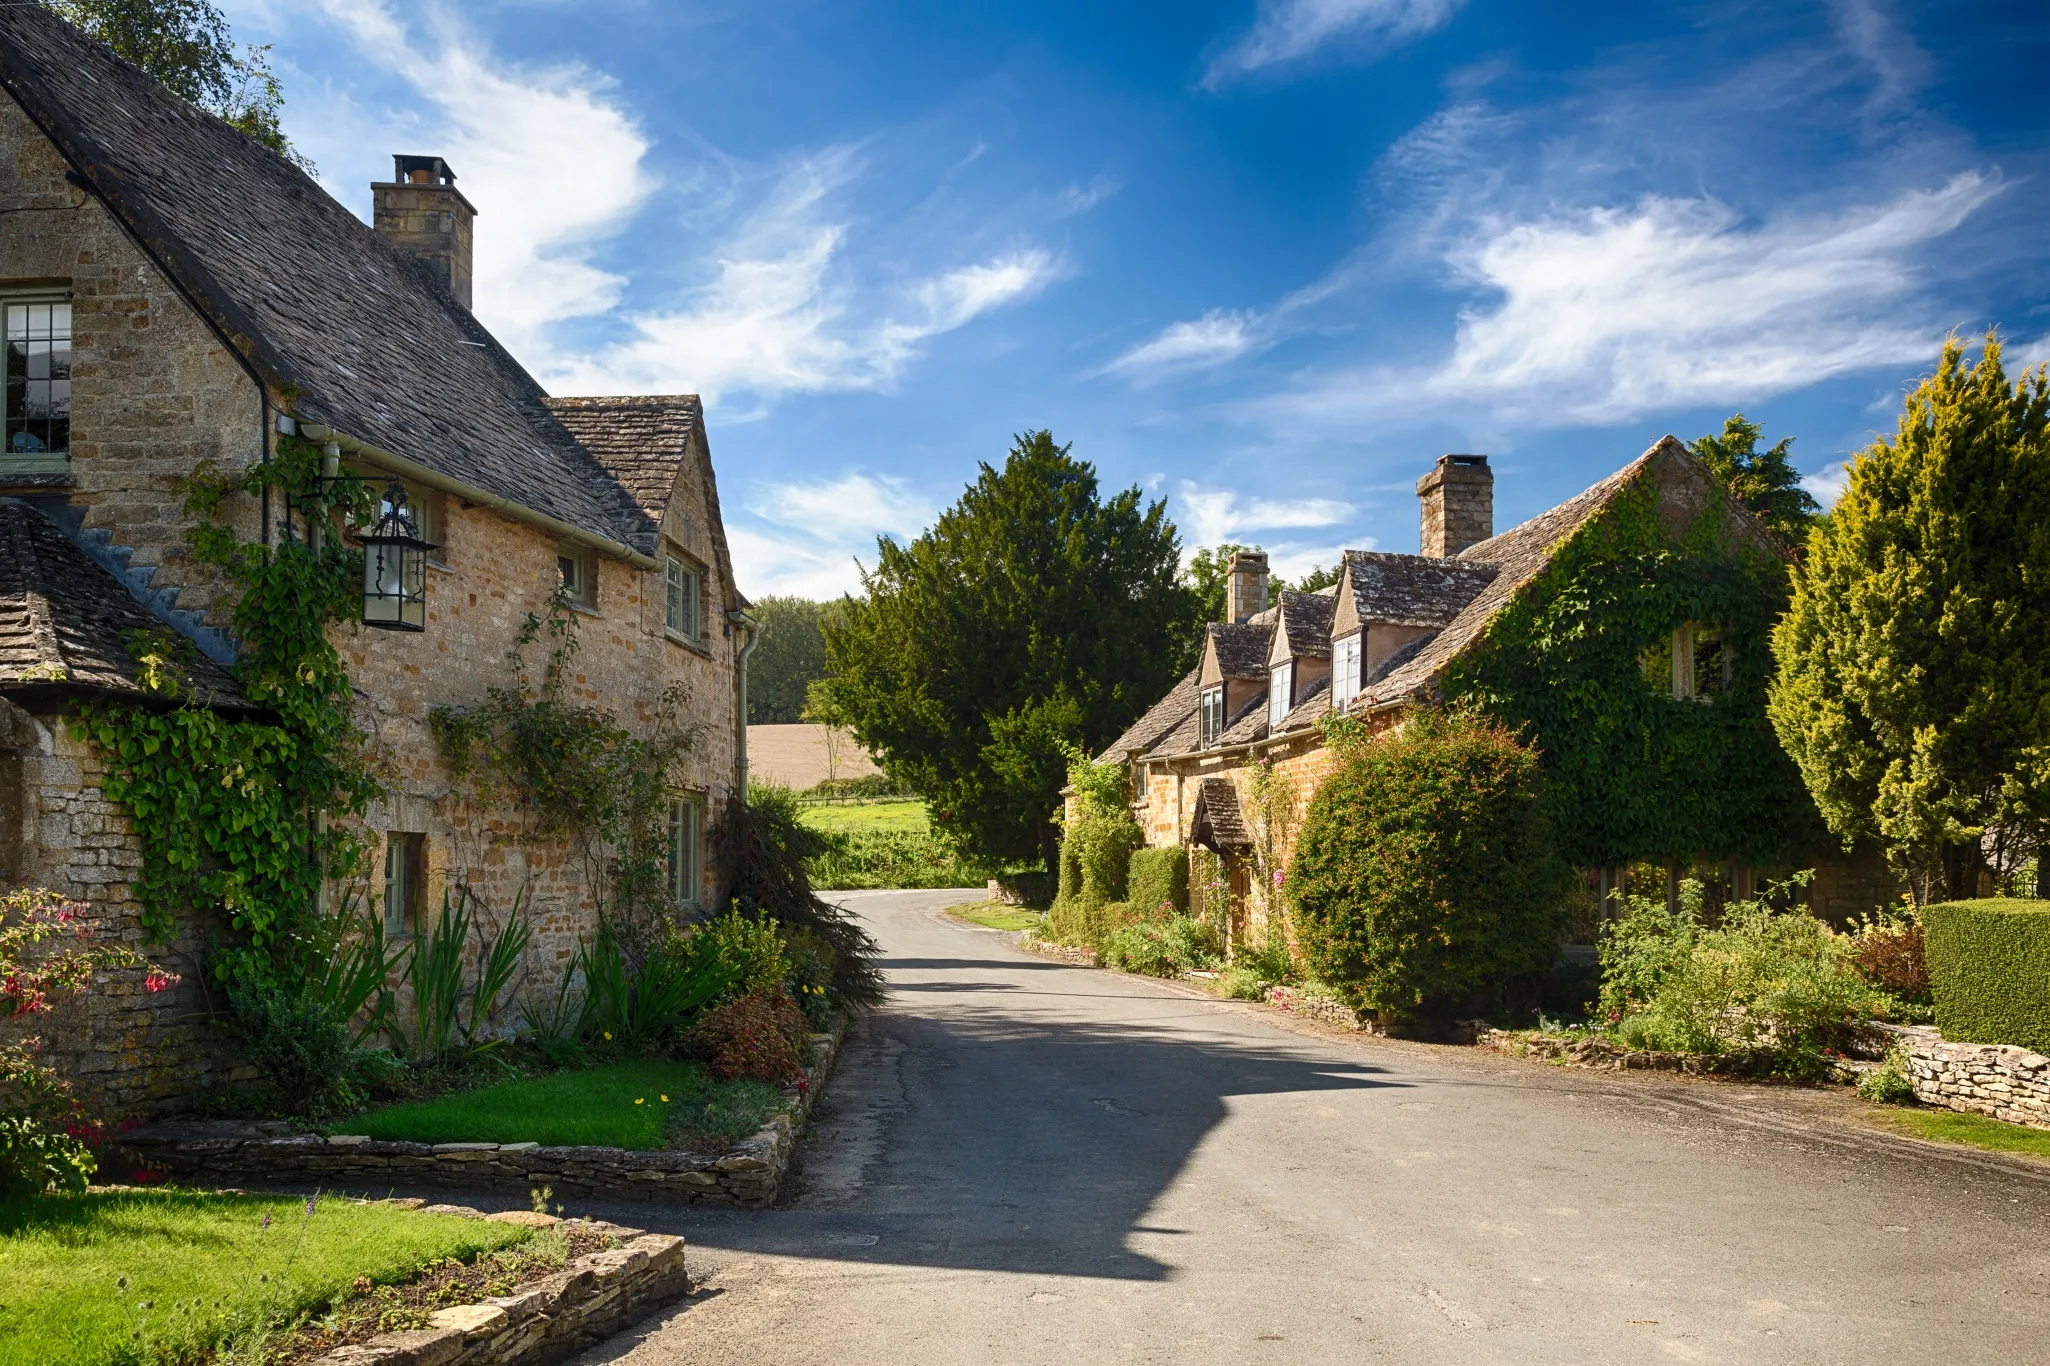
[1127,847,1189,918]
[1925,898,2050,1053]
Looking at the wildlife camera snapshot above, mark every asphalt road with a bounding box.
[569,888,2050,1366]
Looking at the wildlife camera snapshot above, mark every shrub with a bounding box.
[1290,712,1571,1023]
[716,785,885,1006]
[1846,909,1930,1003]
[1127,847,1189,919]
[1858,1043,1919,1104]
[1219,966,1268,1000]
[688,989,813,1083]
[1100,915,1221,977]
[1923,899,2050,1052]
[230,983,362,1118]
[808,828,991,890]
[1236,935,1298,987]
[1049,754,1141,946]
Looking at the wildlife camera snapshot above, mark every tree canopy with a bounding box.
[746,596,828,725]
[818,432,1198,867]
[48,0,309,168]
[1769,337,2050,901]
[1689,413,1819,544]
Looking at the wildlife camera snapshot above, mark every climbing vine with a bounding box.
[430,597,702,942]
[1438,476,1823,868]
[69,435,379,983]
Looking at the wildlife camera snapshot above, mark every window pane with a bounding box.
[5,301,70,457]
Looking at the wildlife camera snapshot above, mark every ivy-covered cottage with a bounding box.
[0,9,752,1113]
[1105,436,1892,952]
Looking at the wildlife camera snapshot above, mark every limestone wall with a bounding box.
[1897,1025,2050,1131]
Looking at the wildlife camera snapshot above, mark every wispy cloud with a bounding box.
[1204,0,1464,88]
[730,472,940,598]
[1100,310,1262,382]
[1801,462,1853,509]
[1174,483,1354,547]
[1827,0,1932,112]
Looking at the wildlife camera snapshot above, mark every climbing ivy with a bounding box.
[1438,476,1824,869]
[70,435,379,982]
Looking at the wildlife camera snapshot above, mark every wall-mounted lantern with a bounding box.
[360,482,436,631]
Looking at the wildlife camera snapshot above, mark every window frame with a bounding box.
[1199,684,1225,748]
[1268,660,1294,730]
[667,797,701,907]
[1331,631,1361,710]
[557,545,597,610]
[664,555,702,644]
[2,290,73,475]
[383,832,425,938]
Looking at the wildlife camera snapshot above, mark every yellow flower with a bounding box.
[660,1094,669,1103]
[634,1097,645,1105]
[603,1032,612,1041]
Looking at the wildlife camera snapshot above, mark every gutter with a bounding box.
[728,607,760,794]
[295,422,658,570]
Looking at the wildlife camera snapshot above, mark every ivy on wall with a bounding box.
[1438,476,1825,869]
[70,435,379,981]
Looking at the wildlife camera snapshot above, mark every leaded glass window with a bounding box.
[4,300,70,472]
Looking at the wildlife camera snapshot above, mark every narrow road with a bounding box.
[574,889,2050,1365]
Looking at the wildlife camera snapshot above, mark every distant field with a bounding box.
[799,799,929,835]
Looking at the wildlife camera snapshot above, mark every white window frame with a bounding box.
[1268,660,1294,730]
[1331,631,1361,709]
[2,291,72,475]
[558,546,597,609]
[665,556,701,644]
[668,798,701,907]
[383,832,424,939]
[1199,685,1225,748]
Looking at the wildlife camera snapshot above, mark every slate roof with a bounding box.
[0,501,244,707]
[1340,550,1499,629]
[1099,668,1198,761]
[1275,590,1336,659]
[1217,690,1270,747]
[1208,621,1273,679]
[0,8,652,554]
[1275,672,1330,735]
[1190,777,1252,851]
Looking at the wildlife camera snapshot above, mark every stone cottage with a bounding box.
[0,9,753,1114]
[1105,436,1894,952]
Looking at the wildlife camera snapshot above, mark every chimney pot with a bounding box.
[1416,454,1493,557]
[1226,551,1269,624]
[373,154,477,309]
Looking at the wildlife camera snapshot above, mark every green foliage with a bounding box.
[1770,337,2050,901]
[228,981,361,1118]
[1127,846,1189,918]
[1292,563,1339,593]
[714,783,885,1006]
[1443,464,1821,868]
[806,828,992,890]
[1858,1043,1919,1104]
[1048,753,1141,945]
[72,438,379,974]
[1922,899,2050,1053]
[1290,712,1571,1022]
[380,890,531,1066]
[1101,915,1222,977]
[0,1118,93,1199]
[1219,966,1269,1000]
[817,431,1199,867]
[47,0,311,168]
[1688,413,1819,543]
[747,596,829,723]
[1185,543,1256,628]
[345,1058,750,1149]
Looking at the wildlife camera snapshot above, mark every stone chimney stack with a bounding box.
[1416,454,1493,558]
[372,155,476,309]
[1226,550,1269,623]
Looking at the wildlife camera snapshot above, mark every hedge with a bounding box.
[1924,899,2050,1053]
[1127,847,1189,918]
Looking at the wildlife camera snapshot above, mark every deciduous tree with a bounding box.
[747,595,827,724]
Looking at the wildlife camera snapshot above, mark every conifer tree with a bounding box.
[1769,337,2050,901]
[1689,413,1819,544]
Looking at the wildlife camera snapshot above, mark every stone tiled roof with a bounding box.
[1099,668,1198,762]
[1191,777,1252,851]
[1209,621,1273,679]
[0,8,651,554]
[1341,550,1499,629]
[1275,590,1336,659]
[0,502,243,706]
[1217,691,1270,746]
[1275,672,1330,735]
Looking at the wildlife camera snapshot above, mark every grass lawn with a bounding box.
[0,1187,526,1366]
[344,1059,784,1150]
[1877,1105,2050,1161]
[798,799,928,835]
[946,903,1045,933]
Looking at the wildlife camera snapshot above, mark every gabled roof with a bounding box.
[0,8,651,555]
[1217,689,1270,746]
[0,501,244,708]
[1099,667,1198,762]
[1269,590,1336,664]
[1202,621,1273,683]
[1335,550,1500,632]
[1190,777,1253,851]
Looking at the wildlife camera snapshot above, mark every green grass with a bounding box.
[0,1187,525,1366]
[946,903,1045,932]
[797,799,929,834]
[1879,1105,2050,1160]
[344,1059,783,1150]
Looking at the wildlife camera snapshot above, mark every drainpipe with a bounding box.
[727,607,760,796]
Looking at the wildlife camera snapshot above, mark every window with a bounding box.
[3,298,70,473]
[558,546,596,608]
[383,832,425,937]
[665,556,700,642]
[1199,685,1225,748]
[667,798,700,906]
[1268,661,1294,730]
[1691,625,1729,698]
[1331,632,1361,710]
[1644,623,1731,701]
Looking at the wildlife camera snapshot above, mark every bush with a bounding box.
[809,828,991,890]
[717,784,885,1006]
[1100,915,1221,977]
[1048,754,1142,946]
[1924,899,2050,1052]
[1858,1043,1919,1104]
[1847,910,1930,1003]
[1290,712,1571,1023]
[231,983,362,1118]
[1127,847,1189,919]
[1219,966,1268,1000]
[687,989,813,1083]
[0,1114,94,1197]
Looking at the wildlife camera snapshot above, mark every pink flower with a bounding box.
[144,969,177,994]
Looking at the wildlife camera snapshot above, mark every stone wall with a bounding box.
[1895,1025,2050,1131]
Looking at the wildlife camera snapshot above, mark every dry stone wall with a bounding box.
[1893,1025,2050,1131]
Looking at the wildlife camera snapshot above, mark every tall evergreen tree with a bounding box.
[819,432,1198,867]
[1769,337,2050,901]
[1689,413,1820,544]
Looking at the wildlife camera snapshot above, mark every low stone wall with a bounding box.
[1894,1024,2050,1130]
[1479,1027,1779,1076]
[124,1020,844,1208]
[316,1205,687,1366]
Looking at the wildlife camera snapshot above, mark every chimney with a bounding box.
[372,155,476,308]
[1226,551,1269,623]
[1416,454,1493,557]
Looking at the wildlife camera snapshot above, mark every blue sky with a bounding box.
[225,1,2050,597]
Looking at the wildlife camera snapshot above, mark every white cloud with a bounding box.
[1100,310,1262,382]
[1801,462,1853,509]
[1205,0,1463,87]
[1055,176,1121,217]
[730,472,939,598]
[1175,483,1354,547]
[1827,0,1932,111]
[2013,333,2050,372]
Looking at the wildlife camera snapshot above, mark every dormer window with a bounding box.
[1199,685,1225,747]
[1268,660,1294,730]
[3,297,70,475]
[1331,631,1361,709]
